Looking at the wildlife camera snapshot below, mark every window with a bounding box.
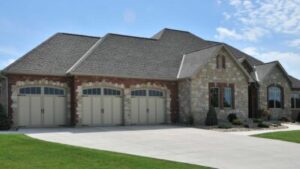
[209,88,219,107]
[216,55,226,69]
[44,87,64,95]
[82,88,101,95]
[19,87,41,95]
[131,90,146,96]
[223,87,232,108]
[291,94,300,108]
[104,88,121,96]
[149,90,163,97]
[268,86,283,108]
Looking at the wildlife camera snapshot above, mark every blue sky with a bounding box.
[1,0,300,78]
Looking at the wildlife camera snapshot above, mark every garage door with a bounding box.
[18,86,66,127]
[81,87,122,126]
[130,89,165,125]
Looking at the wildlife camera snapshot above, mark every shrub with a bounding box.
[187,114,194,125]
[259,109,271,120]
[232,119,243,125]
[297,113,300,122]
[205,106,218,126]
[253,118,263,123]
[257,122,270,128]
[218,122,232,129]
[227,113,237,123]
[279,116,290,122]
[0,104,10,130]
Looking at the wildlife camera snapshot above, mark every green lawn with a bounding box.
[254,130,300,144]
[0,134,209,169]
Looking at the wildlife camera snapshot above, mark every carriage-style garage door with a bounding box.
[81,88,122,126]
[130,89,165,125]
[18,86,66,127]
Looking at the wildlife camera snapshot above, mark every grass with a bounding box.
[254,130,300,144]
[0,134,209,169]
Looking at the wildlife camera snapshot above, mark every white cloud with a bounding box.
[218,0,300,41]
[123,9,136,24]
[222,12,231,20]
[287,39,300,48]
[216,27,266,41]
[242,47,300,78]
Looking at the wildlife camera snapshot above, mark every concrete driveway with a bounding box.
[20,125,300,169]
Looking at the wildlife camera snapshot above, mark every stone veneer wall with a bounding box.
[258,66,292,119]
[7,74,71,127]
[179,49,249,124]
[73,76,177,125]
[178,79,191,123]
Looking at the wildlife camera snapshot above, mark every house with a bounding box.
[1,28,300,128]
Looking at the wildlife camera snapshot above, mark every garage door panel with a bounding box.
[18,96,30,126]
[112,97,122,125]
[148,98,156,124]
[156,98,165,123]
[103,97,112,125]
[82,97,92,125]
[139,98,147,124]
[30,96,42,126]
[92,97,101,125]
[54,97,66,125]
[43,96,54,126]
[130,98,139,124]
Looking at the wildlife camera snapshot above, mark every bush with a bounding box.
[259,109,271,120]
[253,118,263,123]
[205,106,218,126]
[227,113,237,123]
[279,116,290,122]
[232,119,243,125]
[0,104,10,130]
[257,122,270,128]
[218,122,232,129]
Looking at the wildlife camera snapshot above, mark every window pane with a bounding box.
[223,87,232,108]
[210,88,219,107]
[36,87,41,94]
[20,88,25,94]
[268,86,282,108]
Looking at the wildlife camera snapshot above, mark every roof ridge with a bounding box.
[184,43,222,55]
[58,32,100,39]
[66,34,109,74]
[107,33,157,41]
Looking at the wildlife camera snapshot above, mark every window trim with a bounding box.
[209,83,235,109]
[291,93,300,109]
[267,84,284,109]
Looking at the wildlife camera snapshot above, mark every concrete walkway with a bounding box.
[228,123,300,135]
[18,125,300,169]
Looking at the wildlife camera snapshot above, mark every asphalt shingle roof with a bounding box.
[3,28,300,88]
[3,33,99,76]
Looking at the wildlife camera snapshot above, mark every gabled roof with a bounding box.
[69,29,214,80]
[177,45,221,79]
[177,45,253,82]
[289,75,300,89]
[2,28,300,88]
[3,33,99,76]
[254,61,292,85]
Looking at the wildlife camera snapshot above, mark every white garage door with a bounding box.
[81,88,122,126]
[130,89,165,125]
[18,86,67,127]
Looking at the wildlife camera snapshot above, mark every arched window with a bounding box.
[268,85,283,108]
[216,55,226,69]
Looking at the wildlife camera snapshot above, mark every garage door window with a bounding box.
[44,87,64,95]
[104,88,121,96]
[19,87,41,95]
[131,90,146,96]
[83,88,101,95]
[149,90,163,97]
